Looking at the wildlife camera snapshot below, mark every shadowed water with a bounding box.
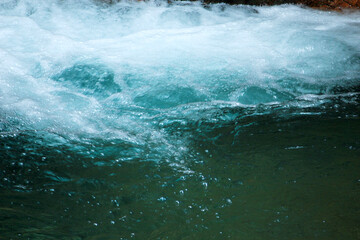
[0,0,359,239]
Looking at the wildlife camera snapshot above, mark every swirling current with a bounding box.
[0,0,359,239]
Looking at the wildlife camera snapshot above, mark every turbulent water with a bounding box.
[0,0,359,239]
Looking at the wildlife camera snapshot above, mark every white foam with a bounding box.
[0,0,359,139]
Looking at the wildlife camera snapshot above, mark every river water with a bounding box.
[0,0,359,239]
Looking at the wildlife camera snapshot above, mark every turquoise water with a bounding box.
[0,0,359,239]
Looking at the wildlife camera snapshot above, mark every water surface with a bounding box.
[0,0,359,239]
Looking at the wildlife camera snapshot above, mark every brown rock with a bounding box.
[101,0,360,10]
[201,0,360,9]
[314,0,360,10]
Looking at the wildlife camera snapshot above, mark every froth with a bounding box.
[0,0,359,144]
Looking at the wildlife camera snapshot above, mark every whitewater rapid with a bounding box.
[0,0,359,164]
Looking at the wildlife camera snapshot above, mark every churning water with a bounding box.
[0,0,359,239]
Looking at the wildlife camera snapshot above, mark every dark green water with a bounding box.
[1,100,360,239]
[1,0,360,239]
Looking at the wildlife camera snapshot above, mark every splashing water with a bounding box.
[0,0,359,239]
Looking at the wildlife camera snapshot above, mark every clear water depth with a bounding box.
[0,0,359,239]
